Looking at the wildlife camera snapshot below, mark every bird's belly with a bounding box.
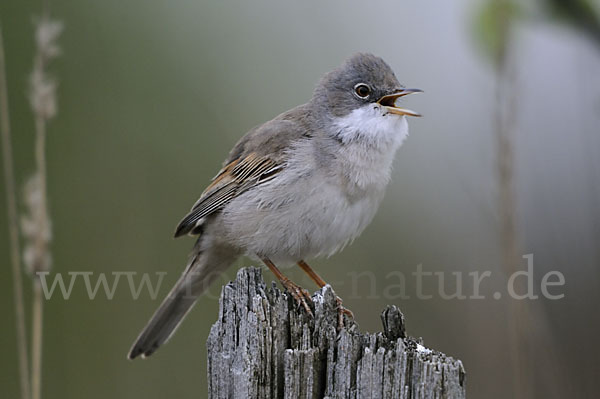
[221,176,383,265]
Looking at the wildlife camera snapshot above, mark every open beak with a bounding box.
[377,88,422,117]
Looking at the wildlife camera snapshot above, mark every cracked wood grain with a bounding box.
[207,267,466,399]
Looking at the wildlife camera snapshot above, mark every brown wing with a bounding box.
[173,152,283,237]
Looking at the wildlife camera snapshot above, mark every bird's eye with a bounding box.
[354,83,371,99]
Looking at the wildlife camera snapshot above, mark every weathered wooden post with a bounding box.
[207,267,466,398]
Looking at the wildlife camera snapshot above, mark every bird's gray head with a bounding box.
[312,53,421,147]
[312,53,421,119]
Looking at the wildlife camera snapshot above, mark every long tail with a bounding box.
[128,245,235,359]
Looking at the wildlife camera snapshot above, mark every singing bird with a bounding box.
[128,53,421,359]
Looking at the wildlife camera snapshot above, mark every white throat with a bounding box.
[331,105,410,193]
[332,104,409,149]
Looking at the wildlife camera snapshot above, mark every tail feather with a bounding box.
[127,276,197,359]
[128,244,236,359]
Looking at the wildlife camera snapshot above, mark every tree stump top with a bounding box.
[207,267,466,398]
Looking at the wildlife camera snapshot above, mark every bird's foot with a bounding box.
[335,296,354,329]
[281,278,314,317]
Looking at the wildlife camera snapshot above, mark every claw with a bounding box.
[282,278,314,317]
[261,257,314,317]
[335,296,354,329]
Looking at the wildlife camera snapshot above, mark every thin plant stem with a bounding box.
[31,280,44,399]
[31,100,47,399]
[30,6,55,397]
[491,6,532,396]
[0,25,32,399]
[495,61,531,399]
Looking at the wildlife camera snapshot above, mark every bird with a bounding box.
[128,53,421,359]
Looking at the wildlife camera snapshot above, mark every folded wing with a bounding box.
[174,152,282,237]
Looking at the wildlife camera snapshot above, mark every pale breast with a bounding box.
[221,168,384,264]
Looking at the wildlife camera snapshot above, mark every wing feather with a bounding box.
[173,153,281,237]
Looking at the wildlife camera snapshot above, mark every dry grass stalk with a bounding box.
[0,24,32,399]
[22,13,63,399]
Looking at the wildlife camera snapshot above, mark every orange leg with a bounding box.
[297,260,354,325]
[261,257,313,317]
[297,260,327,287]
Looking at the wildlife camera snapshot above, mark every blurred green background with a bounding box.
[1,0,599,398]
